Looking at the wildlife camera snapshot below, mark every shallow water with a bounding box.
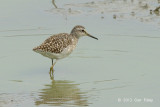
[0,0,160,107]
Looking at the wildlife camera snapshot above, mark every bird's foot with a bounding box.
[49,66,53,74]
[49,65,54,76]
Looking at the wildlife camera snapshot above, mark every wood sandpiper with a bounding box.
[33,25,98,74]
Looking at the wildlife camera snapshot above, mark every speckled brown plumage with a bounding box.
[33,33,74,54]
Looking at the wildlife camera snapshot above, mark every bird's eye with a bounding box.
[81,30,85,32]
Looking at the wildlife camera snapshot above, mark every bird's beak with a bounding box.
[85,31,98,40]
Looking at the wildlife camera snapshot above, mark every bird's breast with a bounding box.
[61,43,77,55]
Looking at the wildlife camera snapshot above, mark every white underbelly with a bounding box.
[35,45,76,59]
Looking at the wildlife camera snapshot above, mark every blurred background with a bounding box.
[0,0,160,107]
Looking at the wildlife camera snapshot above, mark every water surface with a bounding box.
[0,0,160,107]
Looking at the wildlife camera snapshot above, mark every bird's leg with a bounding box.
[52,59,53,65]
[49,59,58,75]
[50,59,54,75]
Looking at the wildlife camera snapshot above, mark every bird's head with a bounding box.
[70,25,98,40]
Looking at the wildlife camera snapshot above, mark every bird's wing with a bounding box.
[34,33,72,53]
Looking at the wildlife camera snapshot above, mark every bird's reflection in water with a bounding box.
[35,75,88,106]
[52,0,57,8]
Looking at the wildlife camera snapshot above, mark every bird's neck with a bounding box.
[70,32,80,39]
